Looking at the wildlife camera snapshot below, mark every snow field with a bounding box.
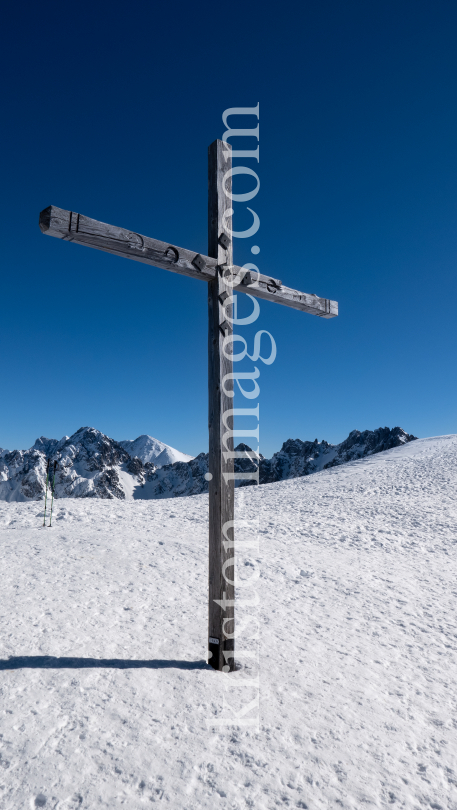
[0,435,456,808]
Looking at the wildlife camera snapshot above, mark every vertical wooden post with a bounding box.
[208,139,235,672]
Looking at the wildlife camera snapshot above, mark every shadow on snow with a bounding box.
[0,656,210,670]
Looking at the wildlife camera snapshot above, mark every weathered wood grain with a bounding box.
[207,140,235,672]
[39,205,338,319]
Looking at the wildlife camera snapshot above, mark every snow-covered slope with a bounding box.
[118,434,193,467]
[0,434,456,808]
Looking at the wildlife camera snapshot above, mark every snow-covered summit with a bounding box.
[118,434,193,467]
[0,434,456,808]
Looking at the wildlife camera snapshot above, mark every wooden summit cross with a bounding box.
[39,139,338,672]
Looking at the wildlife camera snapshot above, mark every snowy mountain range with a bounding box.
[0,425,417,502]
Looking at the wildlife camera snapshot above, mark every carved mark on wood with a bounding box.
[164,246,179,263]
[127,232,144,250]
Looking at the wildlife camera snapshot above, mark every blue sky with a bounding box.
[1,0,456,458]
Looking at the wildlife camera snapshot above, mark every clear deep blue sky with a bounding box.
[1,0,456,457]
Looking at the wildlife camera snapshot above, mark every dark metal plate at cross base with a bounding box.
[208,636,235,671]
[208,637,220,668]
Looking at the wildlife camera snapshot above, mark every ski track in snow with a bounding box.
[0,435,456,809]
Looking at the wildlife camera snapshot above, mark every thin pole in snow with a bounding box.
[48,461,57,527]
[43,458,50,527]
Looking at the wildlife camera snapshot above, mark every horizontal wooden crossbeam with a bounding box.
[39,205,338,318]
